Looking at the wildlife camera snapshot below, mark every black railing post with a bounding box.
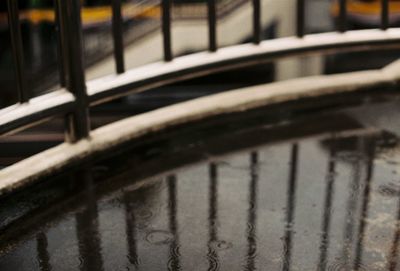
[296,0,305,37]
[381,0,389,30]
[112,0,125,73]
[54,0,66,87]
[57,0,90,142]
[208,0,217,51]
[162,0,173,61]
[7,0,29,103]
[252,0,261,44]
[339,0,347,32]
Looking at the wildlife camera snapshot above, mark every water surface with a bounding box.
[2,98,400,270]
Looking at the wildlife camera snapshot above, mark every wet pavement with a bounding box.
[2,96,400,270]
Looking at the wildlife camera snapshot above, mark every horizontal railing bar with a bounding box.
[87,29,400,105]
[0,90,75,136]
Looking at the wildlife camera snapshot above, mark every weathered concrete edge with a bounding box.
[0,67,399,196]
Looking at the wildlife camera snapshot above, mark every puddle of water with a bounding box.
[2,98,400,270]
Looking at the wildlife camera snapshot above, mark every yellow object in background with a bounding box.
[0,3,160,26]
[331,0,400,17]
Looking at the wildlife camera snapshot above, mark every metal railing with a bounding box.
[1,1,400,160]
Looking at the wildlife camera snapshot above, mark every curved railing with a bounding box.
[1,0,400,194]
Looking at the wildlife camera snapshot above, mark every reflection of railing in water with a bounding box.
[124,188,140,268]
[282,144,298,271]
[318,145,336,271]
[208,162,219,270]
[246,152,258,271]
[36,231,51,271]
[342,139,362,265]
[4,132,400,270]
[388,194,400,271]
[167,175,181,270]
[75,169,104,271]
[353,140,374,271]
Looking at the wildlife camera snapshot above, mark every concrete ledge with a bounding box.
[0,66,399,196]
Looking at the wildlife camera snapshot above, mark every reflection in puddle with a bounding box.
[4,106,400,270]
